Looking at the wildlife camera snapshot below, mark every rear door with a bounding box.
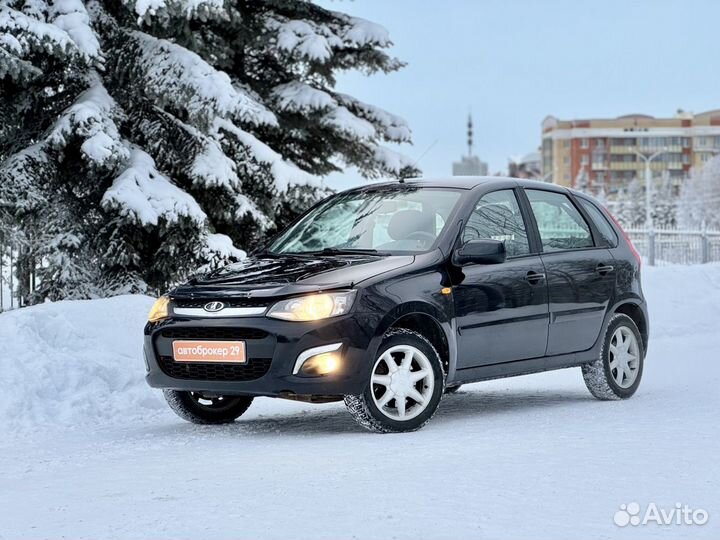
[453,188,549,368]
[522,189,616,356]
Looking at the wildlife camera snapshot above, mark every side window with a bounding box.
[526,190,594,252]
[578,198,618,247]
[463,189,530,257]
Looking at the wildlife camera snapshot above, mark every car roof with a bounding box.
[341,176,573,194]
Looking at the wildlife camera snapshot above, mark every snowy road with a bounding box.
[1,265,719,539]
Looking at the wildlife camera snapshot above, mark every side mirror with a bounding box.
[453,239,506,266]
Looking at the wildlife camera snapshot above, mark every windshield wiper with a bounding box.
[253,248,279,258]
[278,247,390,256]
[316,247,387,256]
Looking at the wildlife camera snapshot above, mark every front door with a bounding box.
[524,189,616,356]
[453,189,549,369]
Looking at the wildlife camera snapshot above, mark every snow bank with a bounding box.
[1,264,718,432]
[643,263,720,337]
[0,295,164,431]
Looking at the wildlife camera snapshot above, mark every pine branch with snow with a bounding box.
[0,0,415,301]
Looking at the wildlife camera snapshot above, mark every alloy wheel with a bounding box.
[609,326,640,388]
[370,345,435,421]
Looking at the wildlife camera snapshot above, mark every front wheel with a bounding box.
[582,314,645,400]
[163,390,254,424]
[344,328,445,433]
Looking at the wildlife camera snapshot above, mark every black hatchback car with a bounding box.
[144,177,649,433]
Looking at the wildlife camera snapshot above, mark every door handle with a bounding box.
[525,271,545,284]
[595,264,614,275]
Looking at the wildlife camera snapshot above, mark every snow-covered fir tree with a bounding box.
[650,170,676,228]
[0,0,415,301]
[594,185,608,206]
[677,156,720,230]
[573,165,589,193]
[614,177,645,228]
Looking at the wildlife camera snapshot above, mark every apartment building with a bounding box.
[542,110,720,193]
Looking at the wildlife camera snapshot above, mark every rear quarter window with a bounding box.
[578,198,618,247]
[525,189,594,252]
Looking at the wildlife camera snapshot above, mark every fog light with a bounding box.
[300,352,341,376]
[293,343,343,376]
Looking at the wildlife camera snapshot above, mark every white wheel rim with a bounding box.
[371,345,435,421]
[609,326,640,389]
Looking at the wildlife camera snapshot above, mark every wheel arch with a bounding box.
[612,301,648,351]
[374,302,455,378]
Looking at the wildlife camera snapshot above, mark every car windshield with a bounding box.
[269,187,463,255]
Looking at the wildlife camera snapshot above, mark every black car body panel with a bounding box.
[183,254,416,294]
[453,254,549,368]
[145,177,648,399]
[145,313,376,397]
[540,248,617,356]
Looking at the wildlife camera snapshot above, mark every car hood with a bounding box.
[172,253,415,299]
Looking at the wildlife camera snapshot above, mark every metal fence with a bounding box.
[2,225,719,312]
[626,227,720,266]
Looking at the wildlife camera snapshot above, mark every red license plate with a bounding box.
[172,340,246,363]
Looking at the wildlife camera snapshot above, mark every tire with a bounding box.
[444,384,462,394]
[163,390,254,424]
[344,328,445,433]
[582,314,645,400]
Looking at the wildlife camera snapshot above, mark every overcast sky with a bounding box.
[318,0,720,190]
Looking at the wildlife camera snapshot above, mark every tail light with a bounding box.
[604,207,641,268]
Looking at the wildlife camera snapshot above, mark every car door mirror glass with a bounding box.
[454,239,507,265]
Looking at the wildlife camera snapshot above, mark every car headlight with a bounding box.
[267,291,357,322]
[148,295,170,322]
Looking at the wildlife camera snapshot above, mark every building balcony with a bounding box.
[636,145,683,154]
[609,145,637,154]
[608,161,685,171]
[591,162,608,170]
[609,144,683,154]
[609,162,639,171]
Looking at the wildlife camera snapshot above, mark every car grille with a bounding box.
[173,298,267,309]
[158,356,272,381]
[161,327,268,340]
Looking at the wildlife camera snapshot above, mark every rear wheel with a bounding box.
[344,328,445,433]
[582,314,644,400]
[163,390,254,424]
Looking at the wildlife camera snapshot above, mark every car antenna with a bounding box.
[400,138,439,183]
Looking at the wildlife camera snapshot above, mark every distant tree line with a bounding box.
[574,156,720,230]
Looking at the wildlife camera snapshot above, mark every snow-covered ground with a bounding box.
[1,264,719,539]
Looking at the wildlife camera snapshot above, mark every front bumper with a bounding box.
[144,313,381,397]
